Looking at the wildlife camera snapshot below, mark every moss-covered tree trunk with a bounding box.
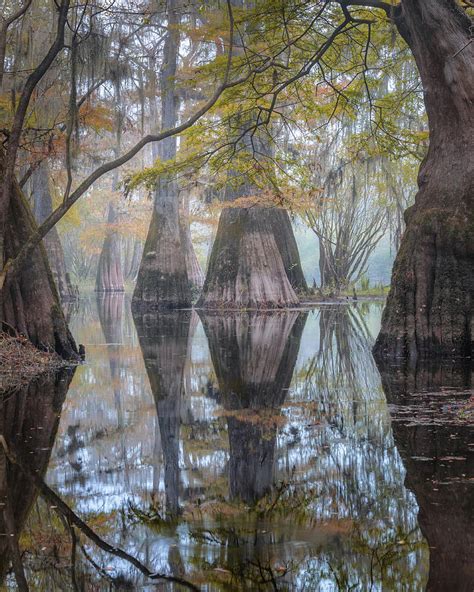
[31,161,77,301]
[200,311,306,502]
[198,207,300,309]
[374,0,474,360]
[1,165,77,358]
[95,202,125,293]
[132,0,191,311]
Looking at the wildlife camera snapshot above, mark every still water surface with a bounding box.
[1,295,472,590]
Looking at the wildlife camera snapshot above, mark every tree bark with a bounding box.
[31,161,77,301]
[179,193,204,292]
[1,161,77,358]
[374,0,474,360]
[132,0,191,311]
[95,202,125,293]
[198,207,300,309]
[270,209,308,293]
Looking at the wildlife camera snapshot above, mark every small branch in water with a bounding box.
[0,437,200,592]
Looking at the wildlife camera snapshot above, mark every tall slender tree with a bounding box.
[133,0,191,310]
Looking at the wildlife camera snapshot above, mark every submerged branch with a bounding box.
[0,437,200,592]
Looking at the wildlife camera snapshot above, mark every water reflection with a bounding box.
[201,311,306,503]
[133,309,194,518]
[379,362,474,592]
[0,370,74,589]
[0,297,472,590]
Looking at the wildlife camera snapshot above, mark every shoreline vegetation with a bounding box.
[0,332,72,393]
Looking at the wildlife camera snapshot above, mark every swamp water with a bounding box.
[0,294,472,591]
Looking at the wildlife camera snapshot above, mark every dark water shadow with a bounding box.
[0,369,75,587]
[378,360,474,592]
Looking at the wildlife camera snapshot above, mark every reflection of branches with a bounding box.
[0,437,199,591]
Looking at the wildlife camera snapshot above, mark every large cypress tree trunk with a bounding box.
[374,0,474,360]
[132,0,191,311]
[31,162,78,301]
[198,207,300,309]
[0,369,75,584]
[1,164,77,358]
[378,362,473,591]
[95,202,125,293]
[198,0,304,309]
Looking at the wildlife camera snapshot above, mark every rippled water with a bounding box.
[1,294,472,591]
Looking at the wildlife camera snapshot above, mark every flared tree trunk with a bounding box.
[132,0,191,311]
[1,167,77,358]
[95,202,125,293]
[198,207,300,309]
[198,0,304,309]
[31,161,77,301]
[374,0,474,360]
[200,311,306,503]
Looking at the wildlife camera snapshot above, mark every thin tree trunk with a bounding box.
[31,161,77,301]
[375,0,474,360]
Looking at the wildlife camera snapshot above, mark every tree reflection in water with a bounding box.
[133,309,194,519]
[0,300,471,590]
[379,361,474,592]
[0,370,74,590]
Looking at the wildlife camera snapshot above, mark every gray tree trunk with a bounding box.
[31,161,77,301]
[179,192,204,292]
[200,311,307,503]
[95,202,125,292]
[133,0,191,310]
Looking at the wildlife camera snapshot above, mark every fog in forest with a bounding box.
[0,0,472,590]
